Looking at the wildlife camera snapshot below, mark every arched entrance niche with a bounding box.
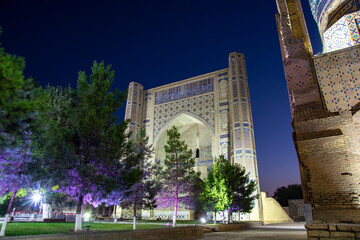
[154,112,214,179]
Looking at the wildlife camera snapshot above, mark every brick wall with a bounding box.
[307,223,360,239]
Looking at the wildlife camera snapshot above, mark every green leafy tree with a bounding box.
[200,155,232,223]
[201,155,257,223]
[33,61,141,231]
[273,184,303,206]
[156,126,200,227]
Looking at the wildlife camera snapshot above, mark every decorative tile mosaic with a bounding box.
[232,81,238,98]
[284,57,315,93]
[154,78,213,104]
[238,60,243,75]
[242,103,248,122]
[153,93,214,139]
[309,0,357,35]
[218,72,228,77]
[314,45,360,112]
[234,103,240,122]
[235,129,242,149]
[219,109,229,132]
[218,79,228,100]
[244,128,251,148]
[324,11,360,52]
[195,160,214,166]
[220,141,229,159]
[219,102,229,106]
[240,81,246,98]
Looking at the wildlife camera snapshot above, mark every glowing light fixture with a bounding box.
[201,217,206,224]
[32,193,41,203]
[84,212,91,221]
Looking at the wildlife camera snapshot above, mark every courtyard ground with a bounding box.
[185,222,307,240]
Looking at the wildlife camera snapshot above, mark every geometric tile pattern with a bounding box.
[310,0,357,41]
[324,17,353,52]
[153,93,214,139]
[314,45,360,111]
[154,78,213,104]
[324,11,360,52]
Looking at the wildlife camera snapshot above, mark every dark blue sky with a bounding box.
[0,0,322,195]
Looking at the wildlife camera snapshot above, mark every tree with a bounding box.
[200,155,232,223]
[0,28,44,236]
[156,126,200,227]
[200,155,257,223]
[120,129,159,230]
[273,184,303,206]
[33,61,141,231]
[228,163,257,222]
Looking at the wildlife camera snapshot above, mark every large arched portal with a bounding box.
[154,112,214,179]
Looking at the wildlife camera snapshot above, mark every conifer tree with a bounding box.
[156,126,200,227]
[228,163,257,222]
[120,129,159,230]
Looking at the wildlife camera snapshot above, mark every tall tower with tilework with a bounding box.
[228,52,261,221]
[124,52,262,221]
[228,52,258,183]
[125,82,144,138]
[276,0,360,236]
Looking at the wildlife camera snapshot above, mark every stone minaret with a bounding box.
[228,52,261,221]
[124,82,144,138]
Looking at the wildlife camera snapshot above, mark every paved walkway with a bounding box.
[188,222,307,240]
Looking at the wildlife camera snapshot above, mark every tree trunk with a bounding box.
[213,211,216,224]
[173,151,179,228]
[133,206,137,230]
[113,205,117,223]
[172,199,178,227]
[74,195,84,231]
[43,203,52,219]
[228,209,233,223]
[0,190,17,237]
[238,210,241,222]
[222,210,225,224]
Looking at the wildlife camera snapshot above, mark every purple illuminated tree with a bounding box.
[156,126,200,227]
[34,61,141,231]
[0,28,44,236]
[0,135,32,236]
[120,129,159,230]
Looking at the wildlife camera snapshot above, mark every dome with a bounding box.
[308,0,360,52]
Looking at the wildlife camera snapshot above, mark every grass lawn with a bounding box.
[0,222,168,237]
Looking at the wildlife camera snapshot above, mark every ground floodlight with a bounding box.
[201,217,206,224]
[84,212,91,221]
[32,193,41,203]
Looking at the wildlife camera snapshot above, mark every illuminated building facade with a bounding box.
[124,52,262,221]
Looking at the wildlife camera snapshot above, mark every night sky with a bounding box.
[0,0,323,195]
